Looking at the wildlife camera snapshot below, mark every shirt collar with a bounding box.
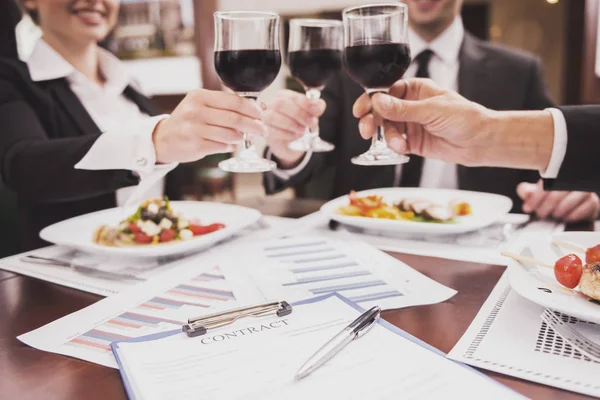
[409,17,464,65]
[25,38,132,95]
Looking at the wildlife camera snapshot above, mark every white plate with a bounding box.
[40,201,262,258]
[506,232,600,324]
[320,188,512,235]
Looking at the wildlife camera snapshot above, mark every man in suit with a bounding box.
[353,79,600,195]
[263,0,599,222]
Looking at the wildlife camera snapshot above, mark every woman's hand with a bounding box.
[152,89,267,163]
[262,89,326,168]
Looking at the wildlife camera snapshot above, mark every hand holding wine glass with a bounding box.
[153,89,266,163]
[343,3,412,166]
[213,11,282,173]
[286,19,343,153]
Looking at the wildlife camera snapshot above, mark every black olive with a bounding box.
[154,208,168,223]
[140,208,150,221]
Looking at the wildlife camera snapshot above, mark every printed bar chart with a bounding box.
[66,266,236,355]
[262,238,405,307]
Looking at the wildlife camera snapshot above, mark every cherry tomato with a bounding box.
[586,245,600,264]
[189,223,225,236]
[159,229,177,243]
[554,254,583,289]
[133,232,153,244]
[128,223,141,233]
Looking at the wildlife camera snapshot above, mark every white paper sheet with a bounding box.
[18,234,455,368]
[0,216,294,297]
[17,250,264,368]
[113,295,524,400]
[242,233,457,310]
[274,211,564,265]
[447,273,600,397]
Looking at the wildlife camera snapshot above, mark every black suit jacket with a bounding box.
[0,57,183,251]
[543,105,600,193]
[265,33,554,212]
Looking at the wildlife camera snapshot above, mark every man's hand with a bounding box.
[262,90,326,168]
[517,181,600,222]
[352,78,554,171]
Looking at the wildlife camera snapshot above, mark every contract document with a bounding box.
[112,294,525,400]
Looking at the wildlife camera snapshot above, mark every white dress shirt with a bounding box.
[23,39,177,206]
[541,109,568,178]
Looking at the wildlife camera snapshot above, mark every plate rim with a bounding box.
[320,187,513,234]
[505,231,600,324]
[39,201,262,256]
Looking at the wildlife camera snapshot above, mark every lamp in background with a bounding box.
[546,0,558,4]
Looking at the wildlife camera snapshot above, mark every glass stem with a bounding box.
[371,125,388,151]
[240,96,258,159]
[367,90,388,152]
[306,89,321,138]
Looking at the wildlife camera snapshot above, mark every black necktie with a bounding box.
[399,49,433,187]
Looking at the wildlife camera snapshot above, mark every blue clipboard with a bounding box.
[111,293,523,400]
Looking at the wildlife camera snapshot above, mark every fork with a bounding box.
[541,309,600,362]
[21,255,145,282]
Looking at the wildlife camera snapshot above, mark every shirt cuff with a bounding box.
[74,115,177,174]
[540,108,568,179]
[122,164,177,207]
[267,148,313,181]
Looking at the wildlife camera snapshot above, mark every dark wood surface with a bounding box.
[0,199,594,400]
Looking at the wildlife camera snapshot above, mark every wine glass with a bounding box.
[214,11,282,173]
[342,3,412,166]
[287,19,343,153]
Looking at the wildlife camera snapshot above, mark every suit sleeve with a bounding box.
[543,105,600,192]
[0,77,140,204]
[263,76,343,194]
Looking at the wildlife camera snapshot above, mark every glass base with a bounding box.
[288,136,335,152]
[218,157,276,173]
[351,148,410,166]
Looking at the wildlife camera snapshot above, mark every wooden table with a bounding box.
[0,199,593,400]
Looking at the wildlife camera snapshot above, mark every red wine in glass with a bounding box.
[214,49,282,97]
[288,48,342,89]
[344,42,411,91]
[343,3,411,166]
[286,19,343,153]
[213,11,281,173]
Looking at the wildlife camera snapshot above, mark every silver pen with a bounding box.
[295,305,381,380]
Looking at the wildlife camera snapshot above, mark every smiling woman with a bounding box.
[0,0,269,252]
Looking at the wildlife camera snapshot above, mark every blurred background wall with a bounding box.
[9,0,595,202]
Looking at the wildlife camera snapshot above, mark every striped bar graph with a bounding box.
[348,291,403,303]
[67,268,241,354]
[283,270,371,286]
[139,296,210,310]
[192,272,225,282]
[289,261,359,274]
[69,329,130,351]
[266,247,335,258]
[265,238,405,305]
[264,241,327,251]
[289,254,347,264]
[108,312,182,328]
[192,266,225,282]
[167,284,235,301]
[310,280,387,295]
